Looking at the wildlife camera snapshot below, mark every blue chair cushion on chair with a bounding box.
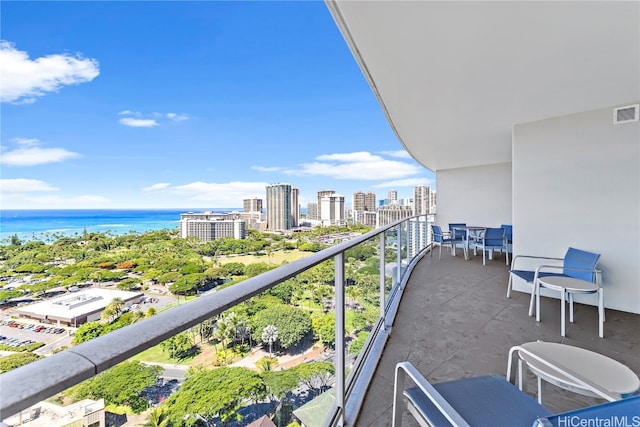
[483,227,506,247]
[449,223,467,240]
[563,247,601,282]
[501,224,512,244]
[510,270,563,283]
[404,375,552,427]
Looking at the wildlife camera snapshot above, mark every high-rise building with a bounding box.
[320,193,346,226]
[364,192,377,211]
[266,183,299,231]
[354,210,377,227]
[317,190,335,222]
[407,216,432,259]
[243,198,263,213]
[377,204,413,227]
[413,185,432,216]
[353,191,377,212]
[353,191,366,212]
[388,189,398,204]
[307,203,318,220]
[352,191,377,225]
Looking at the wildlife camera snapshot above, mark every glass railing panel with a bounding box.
[383,226,398,298]
[0,217,423,427]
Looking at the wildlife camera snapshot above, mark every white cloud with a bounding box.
[0,178,59,192]
[145,181,269,205]
[373,177,434,188]
[316,151,382,162]
[379,150,412,159]
[119,117,159,128]
[118,110,188,127]
[1,138,80,166]
[142,183,171,191]
[0,40,99,104]
[251,166,284,172]
[166,112,189,122]
[281,151,423,180]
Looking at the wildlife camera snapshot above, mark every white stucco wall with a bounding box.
[435,162,512,228]
[512,104,640,313]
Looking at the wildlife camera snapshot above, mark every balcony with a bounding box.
[354,249,640,426]
[1,217,638,426]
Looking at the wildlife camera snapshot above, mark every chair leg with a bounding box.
[569,293,574,323]
[507,275,513,298]
[537,376,545,405]
[598,288,604,338]
[560,288,566,337]
[531,282,538,318]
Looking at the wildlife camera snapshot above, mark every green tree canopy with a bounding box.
[292,361,335,396]
[68,361,162,413]
[251,304,312,350]
[163,366,266,426]
[311,313,336,347]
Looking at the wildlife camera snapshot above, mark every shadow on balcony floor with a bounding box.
[355,250,640,426]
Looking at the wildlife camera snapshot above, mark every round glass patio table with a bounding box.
[536,275,604,338]
[518,341,639,405]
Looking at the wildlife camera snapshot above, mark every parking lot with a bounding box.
[0,319,67,351]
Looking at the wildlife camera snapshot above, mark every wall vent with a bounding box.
[613,104,639,124]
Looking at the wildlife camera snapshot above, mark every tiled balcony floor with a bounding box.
[355,250,640,426]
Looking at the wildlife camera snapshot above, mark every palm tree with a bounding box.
[261,325,278,358]
[110,297,125,316]
[143,407,169,427]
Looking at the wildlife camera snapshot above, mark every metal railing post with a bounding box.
[396,224,402,285]
[334,252,346,426]
[379,232,386,328]
[405,219,410,267]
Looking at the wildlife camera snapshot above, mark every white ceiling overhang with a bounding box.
[326,1,640,172]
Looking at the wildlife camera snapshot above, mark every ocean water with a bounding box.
[0,209,241,243]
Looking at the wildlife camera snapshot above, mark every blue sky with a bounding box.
[0,1,435,210]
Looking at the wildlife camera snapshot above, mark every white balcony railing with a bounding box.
[0,215,433,426]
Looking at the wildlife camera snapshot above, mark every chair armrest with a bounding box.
[393,361,470,427]
[510,255,563,271]
[535,265,602,284]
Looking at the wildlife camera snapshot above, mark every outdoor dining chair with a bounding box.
[448,223,467,256]
[507,247,601,318]
[471,227,509,265]
[431,225,455,259]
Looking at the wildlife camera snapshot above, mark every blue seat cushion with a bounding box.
[510,270,565,283]
[563,247,600,282]
[404,375,552,427]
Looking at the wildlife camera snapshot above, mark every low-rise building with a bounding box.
[2,398,105,427]
[180,211,248,242]
[13,289,143,327]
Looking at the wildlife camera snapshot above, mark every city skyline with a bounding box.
[0,1,435,211]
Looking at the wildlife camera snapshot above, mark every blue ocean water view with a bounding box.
[0,209,241,243]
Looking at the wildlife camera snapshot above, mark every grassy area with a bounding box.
[129,343,197,365]
[157,295,197,312]
[218,249,310,266]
